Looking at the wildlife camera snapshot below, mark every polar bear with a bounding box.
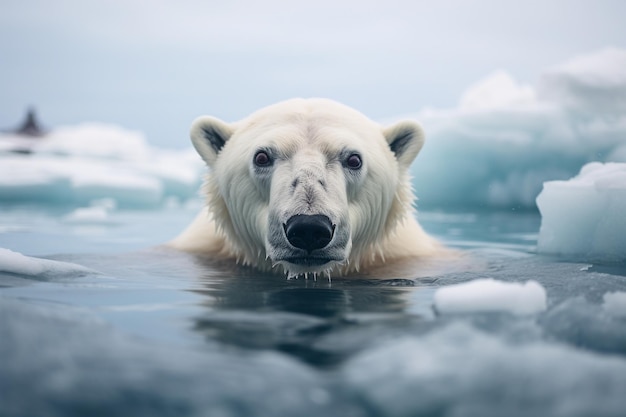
[168,98,445,277]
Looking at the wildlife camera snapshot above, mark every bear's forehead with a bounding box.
[237,113,382,148]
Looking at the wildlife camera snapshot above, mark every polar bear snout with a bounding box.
[266,207,350,274]
[284,215,335,253]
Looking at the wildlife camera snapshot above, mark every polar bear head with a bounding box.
[191,98,424,277]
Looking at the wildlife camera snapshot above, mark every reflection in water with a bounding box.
[42,247,468,368]
[266,288,351,317]
[187,253,437,367]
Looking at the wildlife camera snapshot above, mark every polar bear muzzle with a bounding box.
[280,214,339,269]
[284,214,335,254]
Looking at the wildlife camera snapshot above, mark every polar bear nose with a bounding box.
[284,215,335,253]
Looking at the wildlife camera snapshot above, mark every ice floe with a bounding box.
[0,247,95,278]
[433,278,547,315]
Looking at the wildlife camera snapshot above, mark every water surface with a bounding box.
[2,206,625,417]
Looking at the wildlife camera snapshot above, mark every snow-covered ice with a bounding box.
[537,162,626,262]
[0,247,95,278]
[433,278,547,315]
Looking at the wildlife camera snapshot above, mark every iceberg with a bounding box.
[536,162,626,262]
[0,123,203,208]
[408,48,626,209]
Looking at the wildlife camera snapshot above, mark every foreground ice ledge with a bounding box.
[0,247,95,279]
[536,162,626,262]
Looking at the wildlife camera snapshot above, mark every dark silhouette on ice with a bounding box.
[15,107,46,137]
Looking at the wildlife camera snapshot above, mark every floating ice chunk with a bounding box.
[603,292,626,318]
[433,278,547,315]
[0,247,95,279]
[536,162,626,262]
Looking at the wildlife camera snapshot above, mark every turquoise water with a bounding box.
[2,205,626,417]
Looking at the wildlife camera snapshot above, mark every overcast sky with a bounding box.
[1,0,625,147]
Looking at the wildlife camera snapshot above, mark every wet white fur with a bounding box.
[168,98,444,277]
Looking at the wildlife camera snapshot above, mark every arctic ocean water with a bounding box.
[2,203,626,417]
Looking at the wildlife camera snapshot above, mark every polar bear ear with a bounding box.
[383,120,425,170]
[190,116,234,167]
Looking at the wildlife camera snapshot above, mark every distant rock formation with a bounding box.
[15,107,46,137]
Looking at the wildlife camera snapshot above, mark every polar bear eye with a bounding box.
[345,153,362,170]
[254,150,272,167]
